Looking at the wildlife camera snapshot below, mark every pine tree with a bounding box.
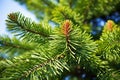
[0,0,120,80]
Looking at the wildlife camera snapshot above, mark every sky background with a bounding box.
[0,0,37,36]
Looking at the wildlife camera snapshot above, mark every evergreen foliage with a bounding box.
[1,0,120,80]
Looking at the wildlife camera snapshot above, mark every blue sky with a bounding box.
[0,0,37,35]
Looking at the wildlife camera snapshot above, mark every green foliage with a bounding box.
[0,35,36,57]
[52,7,83,25]
[1,0,120,80]
[6,12,52,43]
[97,20,120,71]
[0,51,69,80]
[0,12,101,80]
[74,0,120,20]
[15,0,120,21]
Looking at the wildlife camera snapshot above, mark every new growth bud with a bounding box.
[106,20,113,31]
[62,20,71,36]
[104,20,115,32]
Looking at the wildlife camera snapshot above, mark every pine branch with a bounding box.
[52,7,83,26]
[98,69,120,80]
[0,51,69,80]
[0,35,36,56]
[0,19,117,79]
[6,12,52,42]
[97,20,120,63]
[1,0,120,79]
[54,20,108,75]
[20,53,66,79]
